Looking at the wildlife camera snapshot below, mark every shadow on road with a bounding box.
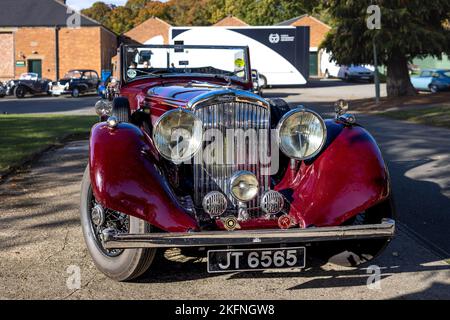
[0,95,98,114]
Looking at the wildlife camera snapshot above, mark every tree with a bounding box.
[321,0,450,97]
[132,1,171,25]
[125,0,153,12]
[81,2,112,25]
[206,0,315,25]
[104,6,135,34]
[166,0,211,26]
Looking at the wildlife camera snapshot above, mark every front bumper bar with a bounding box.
[102,219,395,249]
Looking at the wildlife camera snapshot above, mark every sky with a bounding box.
[66,0,128,11]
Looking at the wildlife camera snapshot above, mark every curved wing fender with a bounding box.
[276,120,390,227]
[89,122,199,232]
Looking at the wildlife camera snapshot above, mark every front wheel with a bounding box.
[15,86,26,98]
[80,166,156,281]
[429,84,439,93]
[71,88,80,98]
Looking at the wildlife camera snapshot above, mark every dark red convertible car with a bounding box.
[81,45,395,281]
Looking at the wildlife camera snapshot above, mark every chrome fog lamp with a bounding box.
[95,99,112,117]
[203,191,228,217]
[153,108,203,162]
[277,107,327,160]
[261,190,284,215]
[230,171,259,202]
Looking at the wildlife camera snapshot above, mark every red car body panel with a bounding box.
[89,80,390,232]
[275,122,389,228]
[89,122,198,232]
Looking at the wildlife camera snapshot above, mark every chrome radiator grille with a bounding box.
[193,101,270,209]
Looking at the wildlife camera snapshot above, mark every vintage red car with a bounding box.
[81,44,395,281]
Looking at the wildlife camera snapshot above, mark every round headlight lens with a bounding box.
[95,100,112,116]
[277,108,327,160]
[230,171,259,202]
[153,108,203,162]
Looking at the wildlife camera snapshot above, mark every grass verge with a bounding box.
[0,114,97,175]
[380,105,450,129]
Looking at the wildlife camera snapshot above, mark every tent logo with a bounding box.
[269,33,280,44]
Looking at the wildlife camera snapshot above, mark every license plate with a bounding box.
[361,76,369,79]
[207,247,305,273]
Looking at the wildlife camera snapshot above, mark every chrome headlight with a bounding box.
[230,171,259,202]
[95,100,112,117]
[153,108,203,162]
[277,108,327,160]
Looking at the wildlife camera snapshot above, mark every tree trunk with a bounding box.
[386,54,417,97]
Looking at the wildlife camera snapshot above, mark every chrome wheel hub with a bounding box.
[91,204,105,227]
[89,195,129,257]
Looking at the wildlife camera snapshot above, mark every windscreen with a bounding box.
[123,45,249,83]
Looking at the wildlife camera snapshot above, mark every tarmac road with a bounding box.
[0,94,98,115]
[0,141,449,299]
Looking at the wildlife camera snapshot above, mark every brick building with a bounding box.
[123,17,171,45]
[213,16,249,27]
[0,0,117,82]
[277,15,331,76]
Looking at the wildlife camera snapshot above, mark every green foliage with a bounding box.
[206,0,315,26]
[320,0,450,96]
[0,115,96,173]
[321,0,450,66]
[81,1,112,26]
[81,0,317,32]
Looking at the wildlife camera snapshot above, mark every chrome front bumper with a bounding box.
[102,219,395,249]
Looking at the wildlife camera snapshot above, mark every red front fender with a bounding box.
[89,122,199,232]
[276,120,390,227]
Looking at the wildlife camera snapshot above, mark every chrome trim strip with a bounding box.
[103,219,396,249]
[187,89,270,109]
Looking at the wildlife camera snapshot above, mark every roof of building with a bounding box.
[0,0,102,28]
[124,16,171,44]
[213,16,249,27]
[276,14,331,29]
[125,16,172,36]
[276,15,308,26]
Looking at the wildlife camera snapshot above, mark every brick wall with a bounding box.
[213,16,248,26]
[124,18,170,44]
[14,27,57,80]
[291,16,331,48]
[9,26,116,81]
[0,32,15,80]
[58,27,101,77]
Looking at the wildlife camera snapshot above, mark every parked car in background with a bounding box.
[251,69,262,95]
[7,73,52,98]
[0,81,6,98]
[411,69,450,93]
[81,44,395,281]
[50,69,100,98]
[321,51,374,82]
